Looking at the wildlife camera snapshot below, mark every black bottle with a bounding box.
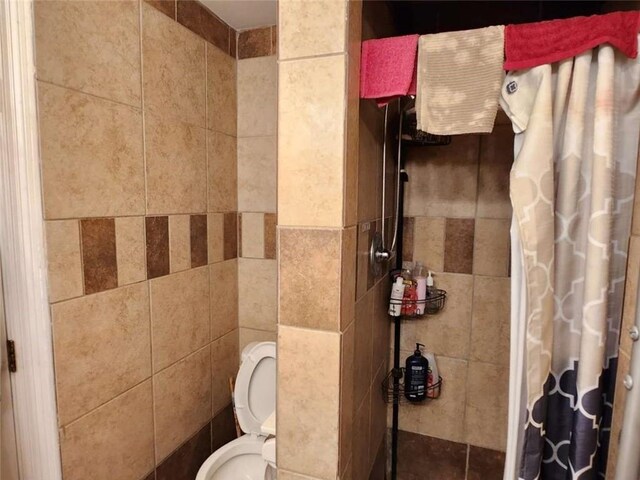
[405,343,429,402]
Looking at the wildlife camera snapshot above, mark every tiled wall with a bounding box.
[35,1,249,479]
[397,114,513,476]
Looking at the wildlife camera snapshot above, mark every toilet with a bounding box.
[196,341,276,480]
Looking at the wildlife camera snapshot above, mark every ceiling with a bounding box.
[201,0,277,30]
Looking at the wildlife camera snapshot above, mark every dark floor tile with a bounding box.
[238,27,272,59]
[81,218,117,294]
[211,404,238,451]
[467,445,505,480]
[264,213,276,259]
[443,218,475,274]
[397,431,467,480]
[403,217,415,262]
[190,214,208,267]
[369,436,387,480]
[144,0,176,19]
[223,212,237,260]
[156,422,212,480]
[146,216,170,279]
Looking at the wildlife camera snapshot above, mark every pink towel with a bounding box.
[504,11,640,70]
[360,34,419,107]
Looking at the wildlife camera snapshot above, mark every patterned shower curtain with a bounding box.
[500,39,640,479]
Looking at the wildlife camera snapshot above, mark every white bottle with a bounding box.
[414,262,427,315]
[426,271,437,296]
[389,277,405,317]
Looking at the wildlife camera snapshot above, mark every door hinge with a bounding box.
[7,340,16,372]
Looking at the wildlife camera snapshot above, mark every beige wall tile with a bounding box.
[477,125,513,219]
[145,114,207,214]
[279,55,346,227]
[470,276,510,365]
[153,346,212,462]
[238,258,277,331]
[59,381,154,480]
[52,283,151,426]
[279,228,341,331]
[474,218,510,277]
[207,44,237,136]
[404,136,480,218]
[208,131,238,213]
[211,329,239,415]
[39,82,144,219]
[238,136,277,213]
[142,2,205,127]
[278,471,322,480]
[150,267,210,372]
[278,0,347,60]
[239,327,277,351]
[208,213,224,263]
[465,361,509,451]
[400,273,473,359]
[35,0,141,107]
[278,325,341,479]
[46,220,83,302]
[620,236,640,356]
[240,213,265,258]
[169,215,191,272]
[354,291,373,409]
[115,217,146,286]
[237,56,277,137]
[413,217,446,273]
[210,259,238,340]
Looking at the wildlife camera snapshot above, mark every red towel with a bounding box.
[360,34,419,107]
[504,11,640,70]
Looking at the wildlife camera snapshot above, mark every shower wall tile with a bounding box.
[354,291,374,409]
[207,213,224,264]
[340,321,355,474]
[142,3,206,127]
[356,222,374,300]
[477,125,514,219]
[264,213,277,259]
[223,212,238,260]
[277,325,341,479]
[52,283,151,426]
[278,0,347,60]
[237,136,277,212]
[209,260,238,340]
[80,218,118,295]
[352,388,371,480]
[45,220,83,302]
[467,446,506,480]
[341,226,358,330]
[470,276,510,365]
[443,218,475,274]
[402,216,415,263]
[473,218,510,277]
[404,135,480,218]
[144,0,176,20]
[146,216,170,279]
[115,217,146,286]
[465,361,509,451]
[190,214,208,267]
[34,0,141,107]
[169,215,191,273]
[211,329,239,415]
[207,131,237,213]
[59,381,154,480]
[413,216,446,272]
[206,44,237,135]
[38,82,144,219]
[176,0,229,53]
[150,267,210,372]
[239,327,277,351]
[237,56,277,137]
[620,236,640,357]
[145,115,207,214]
[396,431,467,480]
[278,55,346,227]
[238,27,272,59]
[369,364,387,466]
[230,30,237,58]
[153,345,212,463]
[155,422,211,480]
[240,212,265,258]
[238,258,277,332]
[211,404,237,451]
[357,100,384,224]
[279,228,342,331]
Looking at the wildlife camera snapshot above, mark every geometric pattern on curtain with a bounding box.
[501,38,640,480]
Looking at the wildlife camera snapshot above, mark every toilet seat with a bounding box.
[196,435,267,480]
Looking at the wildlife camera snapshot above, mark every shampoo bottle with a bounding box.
[388,277,405,317]
[414,262,427,315]
[404,343,429,402]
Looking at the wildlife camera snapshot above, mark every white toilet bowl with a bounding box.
[196,341,276,480]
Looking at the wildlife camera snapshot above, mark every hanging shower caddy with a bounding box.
[382,368,443,404]
[388,289,447,317]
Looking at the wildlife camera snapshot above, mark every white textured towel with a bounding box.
[416,26,505,135]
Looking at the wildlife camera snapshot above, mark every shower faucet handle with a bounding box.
[629,326,639,342]
[375,249,391,261]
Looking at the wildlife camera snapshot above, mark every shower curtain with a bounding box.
[500,38,640,480]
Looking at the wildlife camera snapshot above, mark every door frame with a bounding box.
[0,0,62,478]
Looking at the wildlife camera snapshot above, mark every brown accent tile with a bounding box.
[229,29,237,58]
[271,26,277,55]
[397,431,467,480]
[223,212,237,260]
[177,0,229,53]
[142,472,156,480]
[403,216,415,262]
[156,423,211,480]
[467,446,505,480]
[211,404,238,450]
[444,218,475,274]
[264,213,277,259]
[238,27,272,59]
[190,214,208,267]
[80,218,117,295]
[146,216,170,279]
[144,0,175,20]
